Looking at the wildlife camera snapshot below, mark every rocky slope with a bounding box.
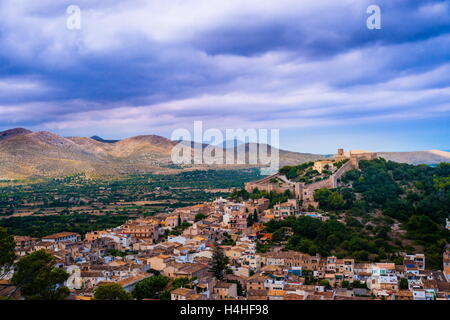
[0,128,448,179]
[379,150,450,165]
[0,128,323,179]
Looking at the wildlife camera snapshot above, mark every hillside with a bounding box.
[379,150,450,165]
[239,159,450,269]
[0,128,449,179]
[0,128,324,179]
[310,159,450,269]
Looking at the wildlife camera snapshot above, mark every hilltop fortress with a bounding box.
[245,149,377,209]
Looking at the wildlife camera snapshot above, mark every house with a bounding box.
[313,160,334,174]
[371,263,396,276]
[118,273,152,293]
[367,274,398,296]
[168,235,187,245]
[394,290,413,300]
[121,222,159,243]
[171,287,197,300]
[85,230,109,242]
[225,247,245,261]
[146,254,173,271]
[437,281,450,300]
[14,236,37,248]
[213,281,238,299]
[80,271,109,289]
[273,199,298,219]
[174,263,209,279]
[246,274,270,291]
[412,289,427,300]
[42,232,81,243]
[404,254,425,271]
[228,212,248,232]
[165,215,179,228]
[378,275,399,292]
[261,251,321,271]
[265,275,285,291]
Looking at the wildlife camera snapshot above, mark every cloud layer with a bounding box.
[0,0,449,152]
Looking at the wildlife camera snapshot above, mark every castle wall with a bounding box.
[332,160,355,187]
[245,150,377,210]
[299,160,355,209]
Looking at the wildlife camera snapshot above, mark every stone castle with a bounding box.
[244,149,377,209]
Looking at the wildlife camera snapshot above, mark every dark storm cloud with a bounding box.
[0,0,449,142]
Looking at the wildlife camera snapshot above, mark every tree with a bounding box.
[132,275,169,300]
[328,192,345,209]
[159,290,171,300]
[352,280,367,289]
[94,283,131,300]
[177,213,182,226]
[0,227,15,279]
[194,213,206,222]
[209,244,228,280]
[171,277,192,290]
[399,277,408,290]
[271,229,286,242]
[11,250,70,300]
[319,279,331,289]
[314,188,345,210]
[253,209,258,223]
[247,214,254,227]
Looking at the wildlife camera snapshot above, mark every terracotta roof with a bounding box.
[172,287,195,296]
[117,274,149,287]
[268,289,286,296]
[42,232,80,239]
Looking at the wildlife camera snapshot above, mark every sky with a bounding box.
[0,0,449,154]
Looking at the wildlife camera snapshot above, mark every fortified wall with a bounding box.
[244,173,302,199]
[245,149,378,209]
[300,160,354,208]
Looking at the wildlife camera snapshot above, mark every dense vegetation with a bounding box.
[302,159,450,269]
[230,187,292,208]
[12,250,70,300]
[0,169,262,215]
[0,169,261,237]
[0,214,130,238]
[278,159,348,184]
[279,162,315,180]
[0,227,15,278]
[94,283,131,300]
[132,275,169,300]
[265,215,398,263]
[131,275,196,300]
[340,159,449,269]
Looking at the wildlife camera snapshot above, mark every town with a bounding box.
[1,149,449,301]
[2,191,449,300]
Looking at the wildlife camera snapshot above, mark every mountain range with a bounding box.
[0,128,322,179]
[0,128,449,179]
